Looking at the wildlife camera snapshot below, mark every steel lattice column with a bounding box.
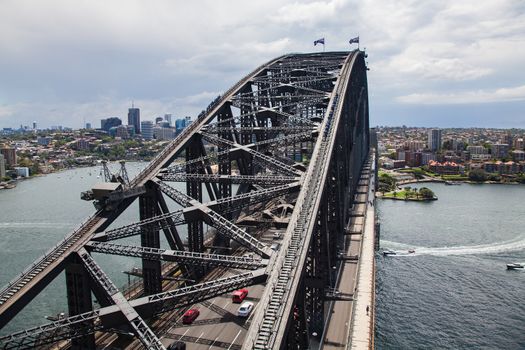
[186,137,204,258]
[239,85,253,146]
[303,194,329,337]
[217,105,233,201]
[139,183,162,295]
[326,173,337,286]
[285,283,310,349]
[65,257,95,350]
[213,105,234,253]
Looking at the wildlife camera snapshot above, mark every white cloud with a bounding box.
[0,0,524,127]
[397,85,525,104]
[272,0,345,26]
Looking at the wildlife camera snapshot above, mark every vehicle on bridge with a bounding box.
[182,308,200,324]
[167,341,186,350]
[232,288,249,303]
[238,301,254,317]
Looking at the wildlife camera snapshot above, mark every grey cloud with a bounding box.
[0,0,524,128]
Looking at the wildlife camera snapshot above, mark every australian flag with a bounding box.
[314,38,325,46]
[349,36,359,44]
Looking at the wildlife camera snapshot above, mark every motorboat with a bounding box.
[445,181,461,185]
[506,263,524,270]
[408,249,416,254]
[383,249,396,256]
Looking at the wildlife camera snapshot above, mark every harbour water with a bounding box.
[375,183,525,349]
[0,162,162,335]
[1,168,525,348]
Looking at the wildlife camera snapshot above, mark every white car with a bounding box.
[238,301,254,317]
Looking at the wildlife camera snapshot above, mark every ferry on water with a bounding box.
[506,263,524,270]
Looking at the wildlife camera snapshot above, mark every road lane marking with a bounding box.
[179,328,190,341]
[196,331,205,343]
[247,302,259,322]
[208,335,219,349]
[228,329,243,350]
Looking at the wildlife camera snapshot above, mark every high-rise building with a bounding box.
[113,125,131,139]
[85,122,92,129]
[128,106,141,134]
[141,121,154,140]
[0,154,5,179]
[427,129,442,152]
[101,117,122,132]
[32,121,37,130]
[185,116,192,127]
[491,143,509,159]
[164,114,172,126]
[37,137,52,146]
[0,147,17,166]
[155,117,163,124]
[502,132,513,147]
[175,118,185,132]
[75,139,91,150]
[153,126,175,140]
[514,138,524,150]
[404,140,425,151]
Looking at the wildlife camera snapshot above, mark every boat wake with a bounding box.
[381,235,525,257]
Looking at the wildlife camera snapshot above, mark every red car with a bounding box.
[182,309,200,324]
[232,288,249,303]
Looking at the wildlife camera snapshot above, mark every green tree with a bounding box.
[18,157,32,167]
[379,172,397,192]
[404,186,411,199]
[418,187,435,199]
[442,140,453,150]
[412,168,425,179]
[468,168,487,182]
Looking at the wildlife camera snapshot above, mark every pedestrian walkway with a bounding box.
[322,155,376,350]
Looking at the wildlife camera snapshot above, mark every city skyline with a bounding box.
[1,0,524,129]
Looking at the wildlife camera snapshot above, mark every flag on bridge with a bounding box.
[349,36,359,44]
[314,38,325,46]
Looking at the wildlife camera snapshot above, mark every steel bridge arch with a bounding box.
[0,50,369,350]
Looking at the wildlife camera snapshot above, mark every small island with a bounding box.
[378,172,437,201]
[380,186,437,201]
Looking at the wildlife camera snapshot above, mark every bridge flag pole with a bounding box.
[314,37,325,52]
[349,36,360,49]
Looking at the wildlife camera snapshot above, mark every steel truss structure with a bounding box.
[0,51,369,350]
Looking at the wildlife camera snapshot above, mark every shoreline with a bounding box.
[376,192,437,202]
[398,178,523,186]
[0,159,153,191]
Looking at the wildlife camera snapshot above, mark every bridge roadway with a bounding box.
[321,154,376,349]
[0,54,286,328]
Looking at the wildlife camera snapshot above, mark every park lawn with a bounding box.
[397,167,438,177]
[383,190,418,199]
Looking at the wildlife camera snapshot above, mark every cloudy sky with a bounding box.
[1,0,524,129]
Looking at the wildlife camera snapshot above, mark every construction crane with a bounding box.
[81,160,145,210]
